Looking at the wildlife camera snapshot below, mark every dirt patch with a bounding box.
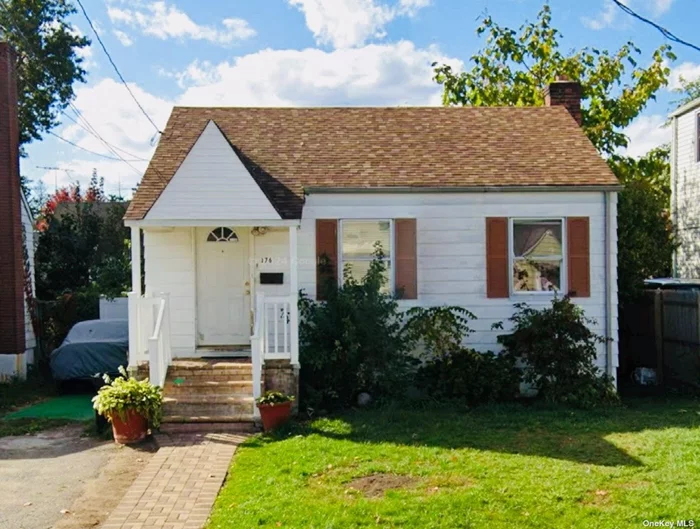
[580,489,613,508]
[54,436,157,529]
[346,473,419,498]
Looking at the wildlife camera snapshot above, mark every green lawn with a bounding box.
[208,398,700,528]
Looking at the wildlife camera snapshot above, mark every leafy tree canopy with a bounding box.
[611,147,676,300]
[0,0,90,145]
[672,76,700,108]
[433,4,675,156]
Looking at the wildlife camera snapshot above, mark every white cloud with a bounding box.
[621,114,671,158]
[287,0,431,48]
[43,78,173,196]
[174,41,459,107]
[669,62,700,90]
[650,0,674,15]
[113,29,134,47]
[582,0,674,30]
[107,1,256,45]
[37,40,457,197]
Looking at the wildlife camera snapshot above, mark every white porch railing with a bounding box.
[127,292,172,387]
[251,292,299,415]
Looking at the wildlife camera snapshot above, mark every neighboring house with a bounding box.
[671,97,700,278]
[124,79,621,423]
[0,43,36,380]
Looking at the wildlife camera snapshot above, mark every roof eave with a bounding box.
[669,97,700,118]
[304,184,624,194]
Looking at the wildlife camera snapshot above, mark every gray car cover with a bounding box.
[50,319,129,381]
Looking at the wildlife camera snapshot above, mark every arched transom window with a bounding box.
[207,227,239,242]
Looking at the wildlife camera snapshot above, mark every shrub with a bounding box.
[299,246,415,410]
[256,391,295,406]
[497,297,618,409]
[416,348,520,404]
[92,367,163,427]
[403,305,476,358]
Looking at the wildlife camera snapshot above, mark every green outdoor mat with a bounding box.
[4,394,94,421]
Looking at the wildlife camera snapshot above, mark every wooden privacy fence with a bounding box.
[619,289,700,387]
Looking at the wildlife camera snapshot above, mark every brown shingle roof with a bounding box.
[125,106,619,220]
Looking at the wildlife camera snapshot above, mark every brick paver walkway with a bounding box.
[101,432,246,529]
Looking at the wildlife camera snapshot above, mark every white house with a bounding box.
[124,79,621,424]
[671,97,700,277]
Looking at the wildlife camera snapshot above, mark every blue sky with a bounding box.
[24,0,700,199]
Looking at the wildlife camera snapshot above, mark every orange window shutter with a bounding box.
[395,219,417,299]
[316,219,338,300]
[567,217,591,298]
[486,218,509,299]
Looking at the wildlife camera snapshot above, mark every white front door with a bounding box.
[196,227,250,346]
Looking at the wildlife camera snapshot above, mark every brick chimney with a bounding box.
[544,76,582,126]
[0,42,26,357]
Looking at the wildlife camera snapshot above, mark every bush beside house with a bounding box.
[299,251,619,412]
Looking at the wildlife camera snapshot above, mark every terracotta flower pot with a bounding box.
[257,401,293,431]
[109,409,148,444]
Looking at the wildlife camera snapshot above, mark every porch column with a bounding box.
[289,225,300,367]
[131,226,142,296]
[128,226,142,368]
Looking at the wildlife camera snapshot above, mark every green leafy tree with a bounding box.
[612,147,676,300]
[433,4,674,156]
[672,76,700,108]
[0,0,90,145]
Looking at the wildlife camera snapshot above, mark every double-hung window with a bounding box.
[511,218,564,293]
[339,220,393,292]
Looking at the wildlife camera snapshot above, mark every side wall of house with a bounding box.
[674,108,700,277]
[298,191,619,377]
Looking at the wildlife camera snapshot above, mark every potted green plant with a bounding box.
[256,391,295,431]
[92,367,163,444]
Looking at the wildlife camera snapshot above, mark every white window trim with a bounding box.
[338,219,395,293]
[508,217,567,297]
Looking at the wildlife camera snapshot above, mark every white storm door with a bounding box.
[196,227,250,345]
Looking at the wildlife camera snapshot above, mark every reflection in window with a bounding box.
[512,219,562,292]
[207,227,239,242]
[340,220,392,292]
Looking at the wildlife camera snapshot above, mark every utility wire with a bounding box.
[612,0,700,53]
[49,131,144,162]
[74,0,162,134]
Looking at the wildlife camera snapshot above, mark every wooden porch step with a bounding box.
[161,415,256,424]
[164,379,253,396]
[158,421,258,433]
[163,395,255,418]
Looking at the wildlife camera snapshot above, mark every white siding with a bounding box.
[673,108,700,277]
[299,192,619,374]
[21,195,35,359]
[146,121,281,221]
[144,228,196,356]
[143,227,295,357]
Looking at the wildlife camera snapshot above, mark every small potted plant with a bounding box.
[92,367,163,444]
[256,391,295,431]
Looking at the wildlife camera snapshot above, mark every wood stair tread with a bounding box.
[164,395,254,404]
[162,415,256,424]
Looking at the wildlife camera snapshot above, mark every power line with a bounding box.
[74,0,162,134]
[48,131,145,162]
[612,0,700,53]
[60,109,149,161]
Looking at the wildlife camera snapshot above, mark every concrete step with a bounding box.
[163,395,255,418]
[164,379,253,396]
